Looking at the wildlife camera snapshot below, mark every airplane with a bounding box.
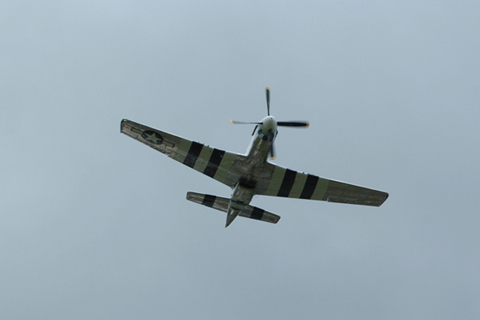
[120,87,388,227]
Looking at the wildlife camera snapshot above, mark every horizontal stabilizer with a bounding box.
[186,192,280,224]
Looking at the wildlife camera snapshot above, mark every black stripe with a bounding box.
[277,169,297,197]
[202,194,216,207]
[203,148,225,178]
[183,142,203,168]
[250,207,264,220]
[300,174,319,199]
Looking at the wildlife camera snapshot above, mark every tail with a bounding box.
[186,192,280,227]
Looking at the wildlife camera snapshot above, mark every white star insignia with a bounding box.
[144,132,161,144]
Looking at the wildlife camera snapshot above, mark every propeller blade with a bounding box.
[277,121,309,127]
[269,141,275,160]
[230,120,262,125]
[266,87,270,116]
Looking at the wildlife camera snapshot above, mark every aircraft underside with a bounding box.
[120,88,388,227]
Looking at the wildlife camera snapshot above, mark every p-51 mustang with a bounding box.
[121,88,388,227]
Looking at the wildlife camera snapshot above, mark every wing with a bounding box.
[253,162,388,206]
[120,119,246,188]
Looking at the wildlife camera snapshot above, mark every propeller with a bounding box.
[229,87,310,159]
[278,121,309,127]
[266,86,270,116]
[229,120,261,125]
[269,141,275,159]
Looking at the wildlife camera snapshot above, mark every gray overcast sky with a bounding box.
[2,1,480,319]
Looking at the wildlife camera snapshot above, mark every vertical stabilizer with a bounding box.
[225,200,245,227]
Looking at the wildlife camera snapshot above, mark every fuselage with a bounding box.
[229,116,277,207]
[246,116,277,162]
[226,116,278,226]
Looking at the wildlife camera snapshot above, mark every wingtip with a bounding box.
[120,119,126,132]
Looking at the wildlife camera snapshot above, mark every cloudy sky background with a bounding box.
[2,1,480,319]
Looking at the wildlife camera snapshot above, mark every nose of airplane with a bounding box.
[261,116,277,134]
